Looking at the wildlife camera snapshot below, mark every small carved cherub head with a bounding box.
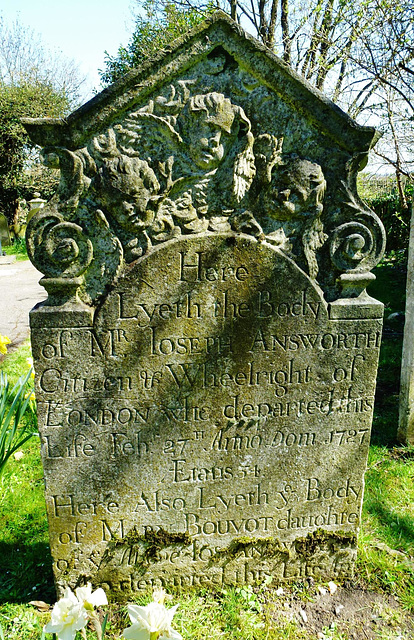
[185,92,236,171]
[98,154,160,234]
[180,92,255,208]
[87,128,160,236]
[262,156,327,279]
[271,156,326,221]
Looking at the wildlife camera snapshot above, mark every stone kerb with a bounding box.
[23,12,385,599]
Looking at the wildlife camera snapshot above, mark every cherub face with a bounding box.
[274,177,310,219]
[100,156,159,233]
[116,184,156,233]
[188,117,230,171]
[270,159,325,221]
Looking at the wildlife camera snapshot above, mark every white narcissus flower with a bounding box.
[44,583,108,640]
[152,588,167,605]
[75,582,108,612]
[43,587,87,640]
[123,601,182,640]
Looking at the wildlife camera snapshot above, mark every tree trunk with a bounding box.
[231,0,237,21]
[280,0,290,64]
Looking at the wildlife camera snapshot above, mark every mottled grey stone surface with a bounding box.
[23,13,385,598]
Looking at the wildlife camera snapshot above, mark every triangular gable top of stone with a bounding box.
[23,11,377,155]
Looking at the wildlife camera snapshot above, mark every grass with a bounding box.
[359,445,414,610]
[0,342,33,385]
[2,238,29,262]
[356,256,414,613]
[0,260,413,638]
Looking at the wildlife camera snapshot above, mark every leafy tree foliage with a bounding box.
[100,2,209,85]
[0,17,85,224]
[344,0,414,206]
[0,82,67,223]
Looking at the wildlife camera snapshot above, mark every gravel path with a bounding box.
[0,259,46,348]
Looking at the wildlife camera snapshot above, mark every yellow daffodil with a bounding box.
[0,334,11,355]
[26,356,35,379]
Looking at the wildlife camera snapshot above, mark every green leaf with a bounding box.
[0,368,36,476]
[101,612,109,637]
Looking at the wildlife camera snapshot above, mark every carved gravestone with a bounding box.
[23,13,386,599]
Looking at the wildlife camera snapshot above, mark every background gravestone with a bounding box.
[398,202,414,445]
[23,13,386,599]
[0,212,11,247]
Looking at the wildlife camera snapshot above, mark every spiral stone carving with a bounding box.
[26,211,93,306]
[329,216,385,273]
[26,211,93,279]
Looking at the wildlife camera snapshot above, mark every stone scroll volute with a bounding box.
[22,13,385,598]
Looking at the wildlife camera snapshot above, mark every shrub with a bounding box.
[363,182,413,256]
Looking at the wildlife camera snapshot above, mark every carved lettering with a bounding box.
[39,369,132,394]
[252,330,381,352]
[179,252,250,283]
[197,484,268,512]
[119,291,202,325]
[185,512,273,536]
[51,495,119,518]
[275,508,359,531]
[305,478,361,501]
[150,330,232,356]
[101,520,125,541]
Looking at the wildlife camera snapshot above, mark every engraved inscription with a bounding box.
[31,198,382,596]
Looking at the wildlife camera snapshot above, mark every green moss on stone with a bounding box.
[213,536,290,564]
[294,528,357,557]
[115,526,192,562]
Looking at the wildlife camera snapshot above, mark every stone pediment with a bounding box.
[23,11,385,305]
[23,12,376,154]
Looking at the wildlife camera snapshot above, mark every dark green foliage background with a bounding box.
[364,182,413,256]
[0,82,68,223]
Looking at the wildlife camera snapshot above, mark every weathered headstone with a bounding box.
[0,212,11,248]
[23,13,386,599]
[398,202,414,445]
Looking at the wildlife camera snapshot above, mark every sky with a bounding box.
[1,0,135,100]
